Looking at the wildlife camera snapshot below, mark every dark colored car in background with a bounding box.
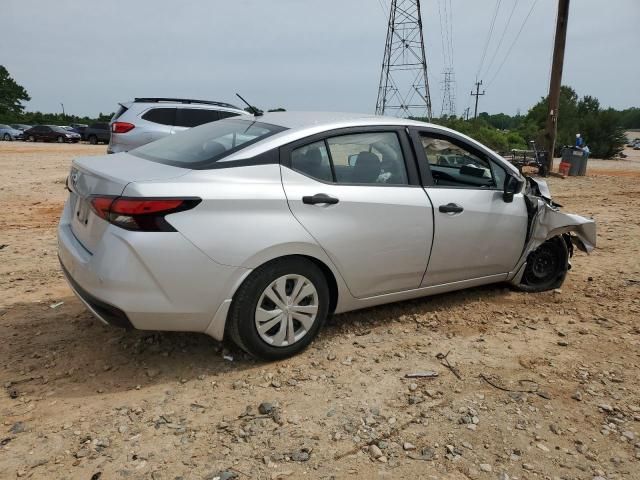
[70,123,88,139]
[23,125,81,143]
[83,122,111,144]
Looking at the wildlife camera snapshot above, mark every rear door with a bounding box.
[410,128,528,286]
[280,127,434,298]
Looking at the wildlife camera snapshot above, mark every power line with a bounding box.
[437,0,449,67]
[486,0,540,88]
[476,0,503,79]
[481,0,520,80]
[376,0,388,19]
[447,0,454,67]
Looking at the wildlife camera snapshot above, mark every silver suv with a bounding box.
[107,97,249,153]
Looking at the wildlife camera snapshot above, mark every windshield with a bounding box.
[131,118,287,168]
[49,126,68,133]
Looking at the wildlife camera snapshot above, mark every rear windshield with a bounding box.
[130,118,287,168]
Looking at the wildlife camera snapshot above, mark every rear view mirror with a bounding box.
[503,174,523,203]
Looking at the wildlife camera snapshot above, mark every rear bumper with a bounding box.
[59,259,133,329]
[57,199,248,338]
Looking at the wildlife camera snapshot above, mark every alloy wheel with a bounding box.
[254,274,318,347]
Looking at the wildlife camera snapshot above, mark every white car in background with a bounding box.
[107,97,250,153]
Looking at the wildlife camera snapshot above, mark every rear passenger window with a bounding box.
[175,109,220,128]
[327,132,408,185]
[289,132,409,185]
[141,108,176,126]
[291,141,333,182]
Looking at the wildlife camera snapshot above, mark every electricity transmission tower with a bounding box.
[375,0,432,120]
[440,68,456,117]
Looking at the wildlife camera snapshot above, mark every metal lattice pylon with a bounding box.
[375,0,432,120]
[440,67,456,117]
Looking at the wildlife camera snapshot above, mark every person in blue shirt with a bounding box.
[575,133,584,148]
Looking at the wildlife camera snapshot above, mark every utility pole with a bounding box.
[542,0,571,176]
[60,103,65,118]
[470,80,485,119]
[463,107,470,121]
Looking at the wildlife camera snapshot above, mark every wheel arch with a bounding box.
[205,249,346,342]
[236,253,340,314]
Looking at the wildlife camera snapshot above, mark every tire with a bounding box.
[88,135,97,145]
[3,133,11,141]
[28,135,35,142]
[519,236,569,292]
[227,257,329,360]
[57,136,64,143]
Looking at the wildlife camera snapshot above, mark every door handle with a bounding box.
[302,193,339,205]
[438,203,464,214]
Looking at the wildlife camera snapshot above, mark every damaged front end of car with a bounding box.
[509,177,596,292]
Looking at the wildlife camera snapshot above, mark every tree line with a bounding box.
[428,86,631,159]
[1,65,633,158]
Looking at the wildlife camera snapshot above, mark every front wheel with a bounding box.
[88,135,97,145]
[519,236,569,292]
[57,136,64,143]
[3,133,11,141]
[226,257,329,360]
[28,135,35,142]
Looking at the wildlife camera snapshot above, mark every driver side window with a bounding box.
[419,134,497,189]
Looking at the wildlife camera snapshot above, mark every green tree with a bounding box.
[523,86,625,158]
[0,65,30,121]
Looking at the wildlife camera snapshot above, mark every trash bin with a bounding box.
[578,153,589,176]
[561,147,586,176]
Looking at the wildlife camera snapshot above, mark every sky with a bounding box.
[2,0,639,118]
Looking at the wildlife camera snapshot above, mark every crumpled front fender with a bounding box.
[510,177,596,285]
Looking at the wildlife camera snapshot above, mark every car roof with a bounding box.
[121,98,248,114]
[253,111,429,129]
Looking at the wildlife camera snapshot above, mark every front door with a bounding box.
[411,129,528,286]
[280,128,433,298]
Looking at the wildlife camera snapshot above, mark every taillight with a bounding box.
[89,196,200,231]
[111,122,135,134]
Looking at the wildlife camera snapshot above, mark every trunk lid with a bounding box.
[68,152,189,253]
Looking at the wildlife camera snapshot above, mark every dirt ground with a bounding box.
[1,141,639,480]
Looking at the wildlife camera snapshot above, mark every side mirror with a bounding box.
[503,174,523,203]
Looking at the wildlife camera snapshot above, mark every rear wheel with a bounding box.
[88,135,97,145]
[28,135,35,142]
[519,236,569,292]
[57,136,64,143]
[227,257,329,360]
[3,133,10,141]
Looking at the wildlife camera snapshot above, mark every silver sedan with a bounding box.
[58,112,596,359]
